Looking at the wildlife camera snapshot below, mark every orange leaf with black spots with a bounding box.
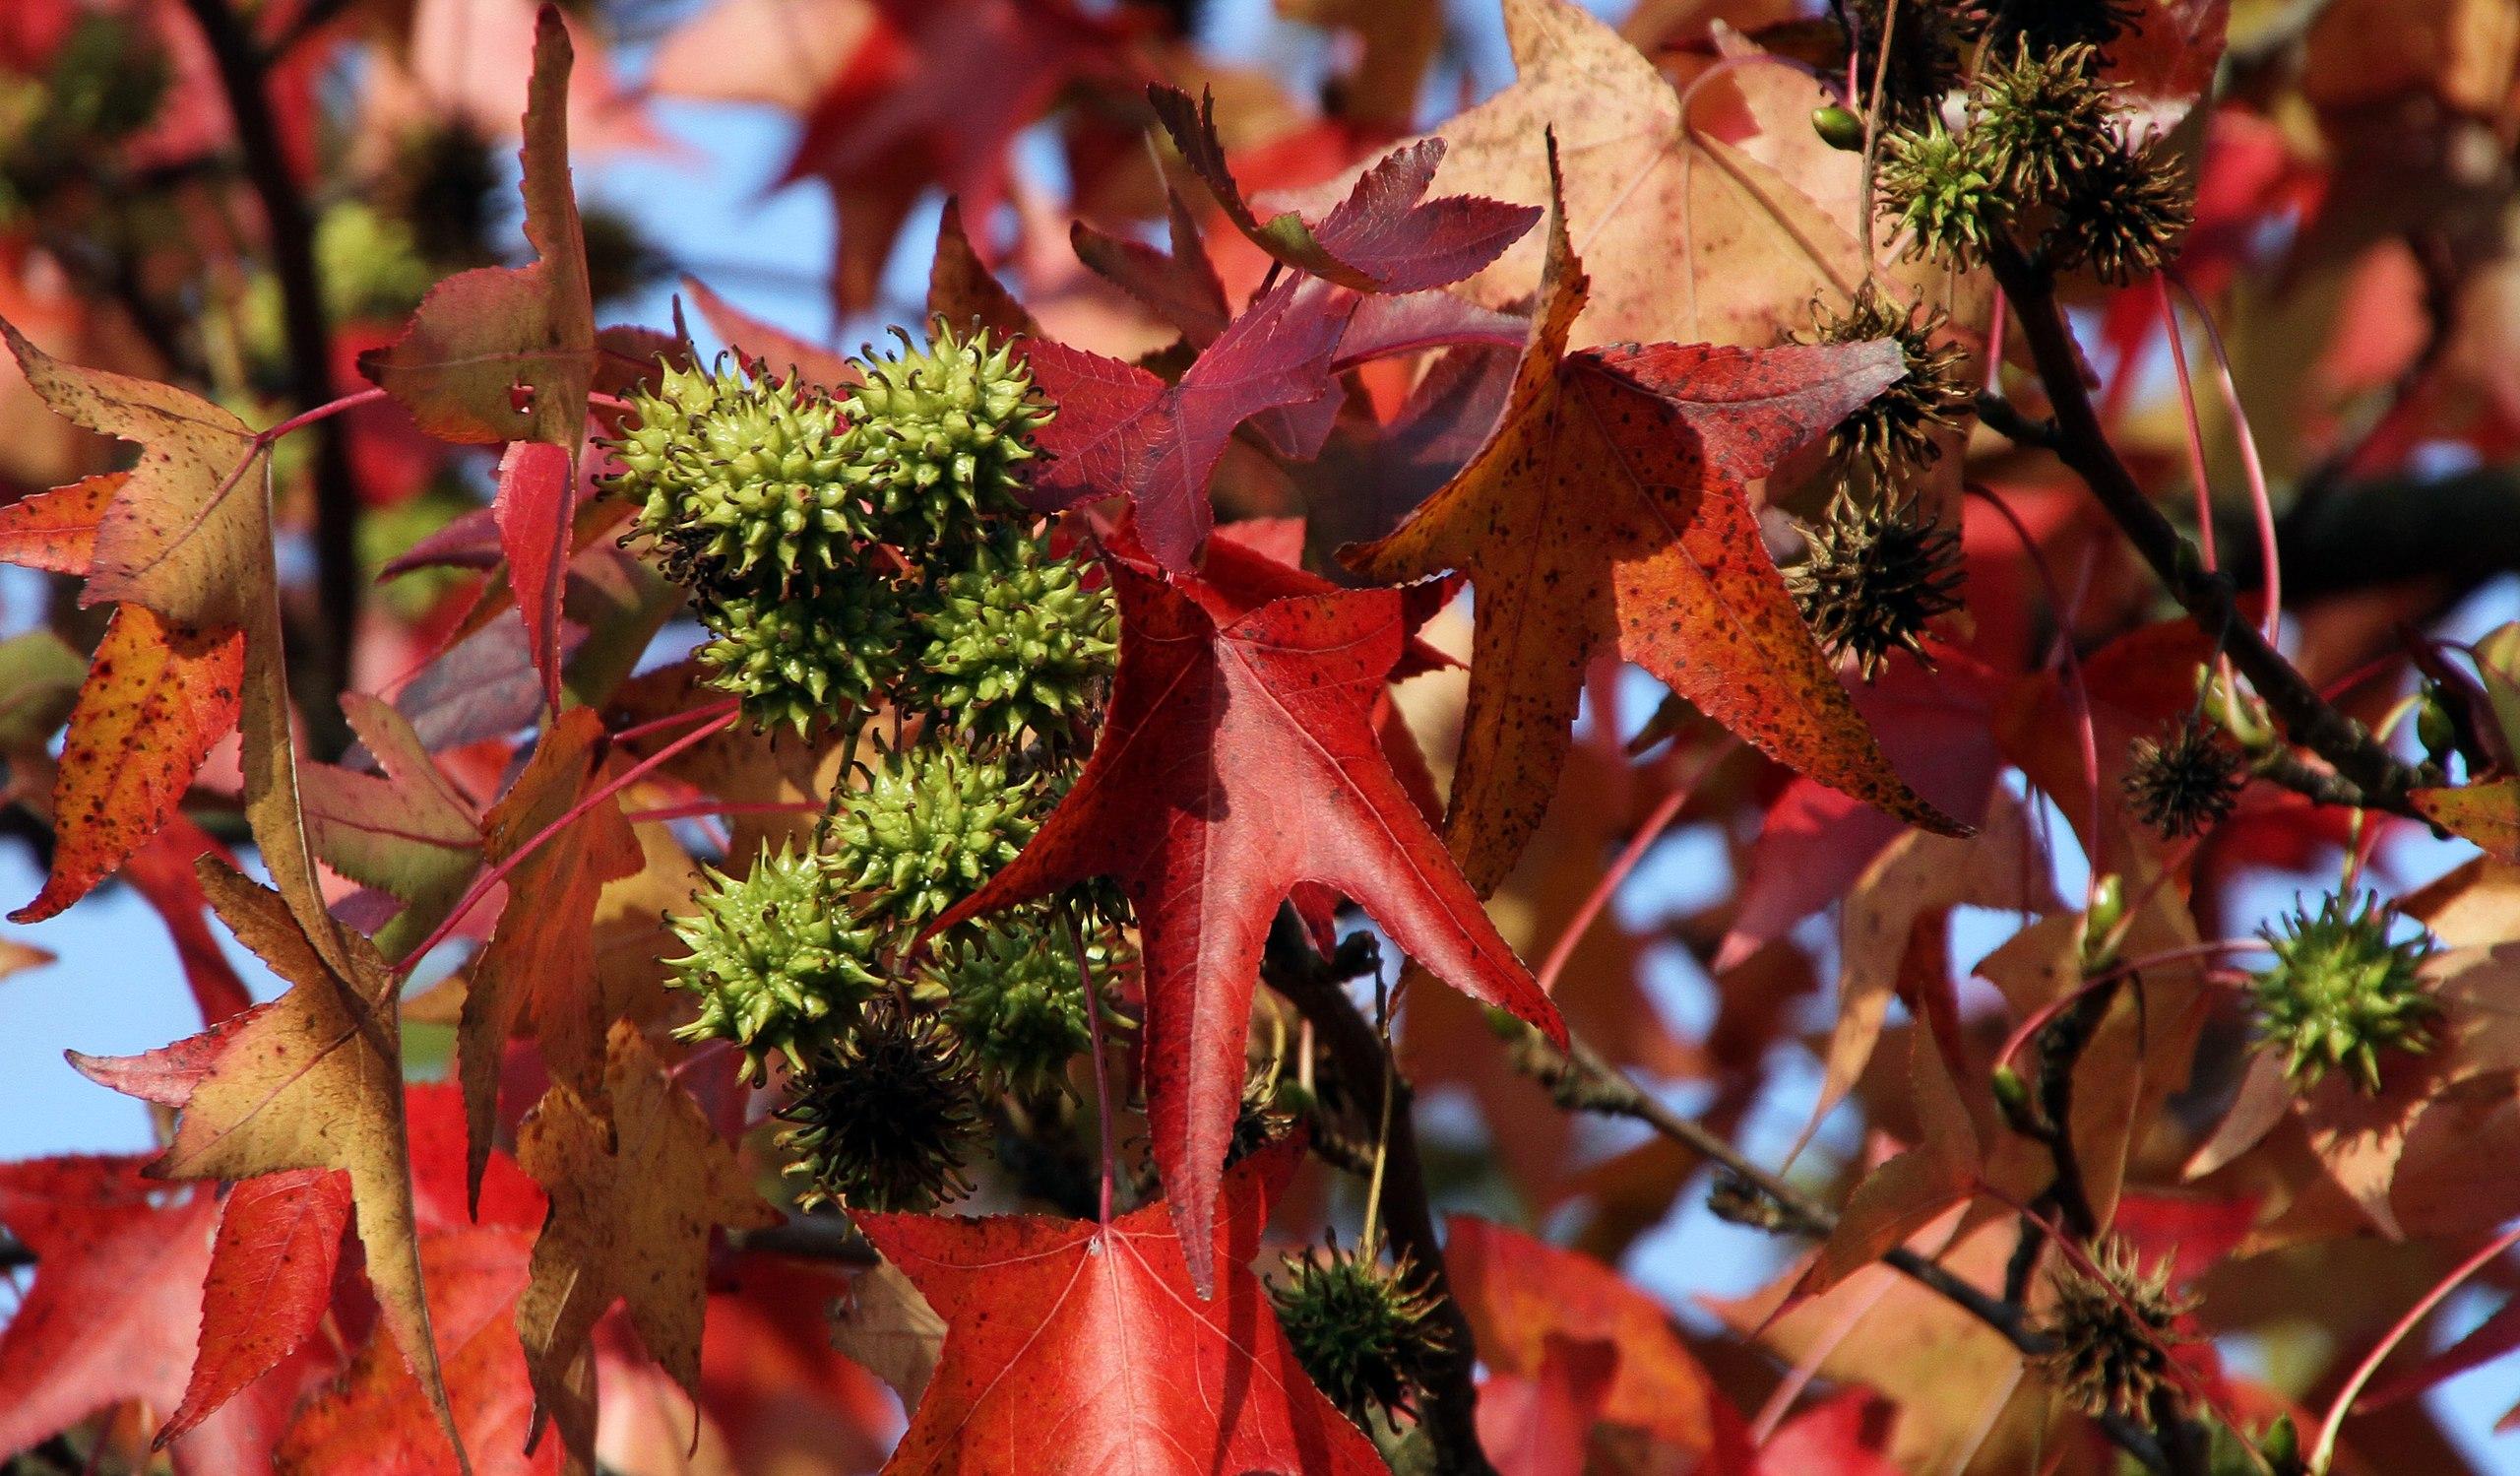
[12,604,242,924]
[1345,144,1959,895]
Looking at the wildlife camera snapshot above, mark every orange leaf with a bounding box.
[1348,146,1955,894]
[513,1022,777,1466]
[2413,780,2520,862]
[12,604,242,924]
[0,471,123,575]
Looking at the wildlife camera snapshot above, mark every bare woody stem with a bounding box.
[1514,1029,2177,1474]
[1261,910,1499,1476]
[1980,240,2428,817]
[183,0,361,761]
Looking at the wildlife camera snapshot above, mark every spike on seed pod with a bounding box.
[776,996,984,1213]
[2036,1238,2195,1420]
[827,745,1043,929]
[1790,285,1976,481]
[908,527,1117,747]
[1270,1241,1451,1427]
[666,845,882,1083]
[2249,891,2438,1094]
[1787,491,1966,680]
[2123,717,2245,839]
[839,319,1053,547]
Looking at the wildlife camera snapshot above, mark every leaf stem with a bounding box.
[1062,909,1117,1227]
[2309,1220,2520,1474]
[392,708,737,977]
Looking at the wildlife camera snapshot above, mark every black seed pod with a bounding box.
[1270,1243,1451,1427]
[777,998,984,1213]
[2123,718,2245,839]
[2035,1238,2195,1420]
[1791,286,1976,481]
[2047,140,2193,284]
[1833,0,1987,124]
[1787,492,1966,680]
[1984,0,2143,59]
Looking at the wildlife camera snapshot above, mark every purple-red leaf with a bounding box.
[1149,85,1539,294]
[158,1168,353,1445]
[492,440,575,713]
[1025,276,1354,569]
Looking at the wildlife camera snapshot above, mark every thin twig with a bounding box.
[1982,241,2427,816]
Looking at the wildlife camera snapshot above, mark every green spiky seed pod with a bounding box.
[1271,1244,1451,1427]
[2048,141,2193,284]
[1791,286,1975,480]
[1875,118,2006,268]
[777,997,983,1213]
[667,846,881,1082]
[1969,41,2123,204]
[2035,1239,2194,1420]
[840,321,1051,547]
[2250,892,2437,1093]
[909,529,1116,746]
[611,360,861,593]
[697,581,907,737]
[828,746,1041,928]
[1788,492,1965,680]
[2123,719,2244,839]
[928,915,1107,1097]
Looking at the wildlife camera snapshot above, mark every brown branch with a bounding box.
[1262,911,1498,1476]
[727,1219,877,1265]
[183,0,359,760]
[1983,240,2428,818]
[1515,1028,2174,1473]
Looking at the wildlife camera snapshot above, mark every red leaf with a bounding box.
[0,1157,223,1465]
[491,439,574,713]
[120,815,258,1023]
[1754,1391,1904,1476]
[359,7,593,447]
[1477,1334,1619,1476]
[68,1001,278,1106]
[928,560,1559,1289]
[1148,86,1539,293]
[1070,189,1230,347]
[0,470,123,575]
[159,1168,354,1444]
[852,1141,1385,1473]
[1446,1217,1751,1462]
[12,604,244,924]
[1025,276,1356,570]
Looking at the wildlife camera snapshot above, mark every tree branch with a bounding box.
[184,0,359,760]
[1982,241,2428,817]
[1262,911,1498,1476]
[1513,1029,2174,1473]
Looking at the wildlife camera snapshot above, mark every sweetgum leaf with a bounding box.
[1024,275,1355,570]
[925,557,1560,1292]
[0,469,121,574]
[0,1158,228,1470]
[458,707,644,1214]
[853,1140,1385,1474]
[492,439,575,714]
[1347,146,1958,895]
[1148,84,1539,294]
[359,6,594,447]
[148,865,466,1470]
[513,1022,778,1467]
[160,1168,353,1445]
[11,604,242,923]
